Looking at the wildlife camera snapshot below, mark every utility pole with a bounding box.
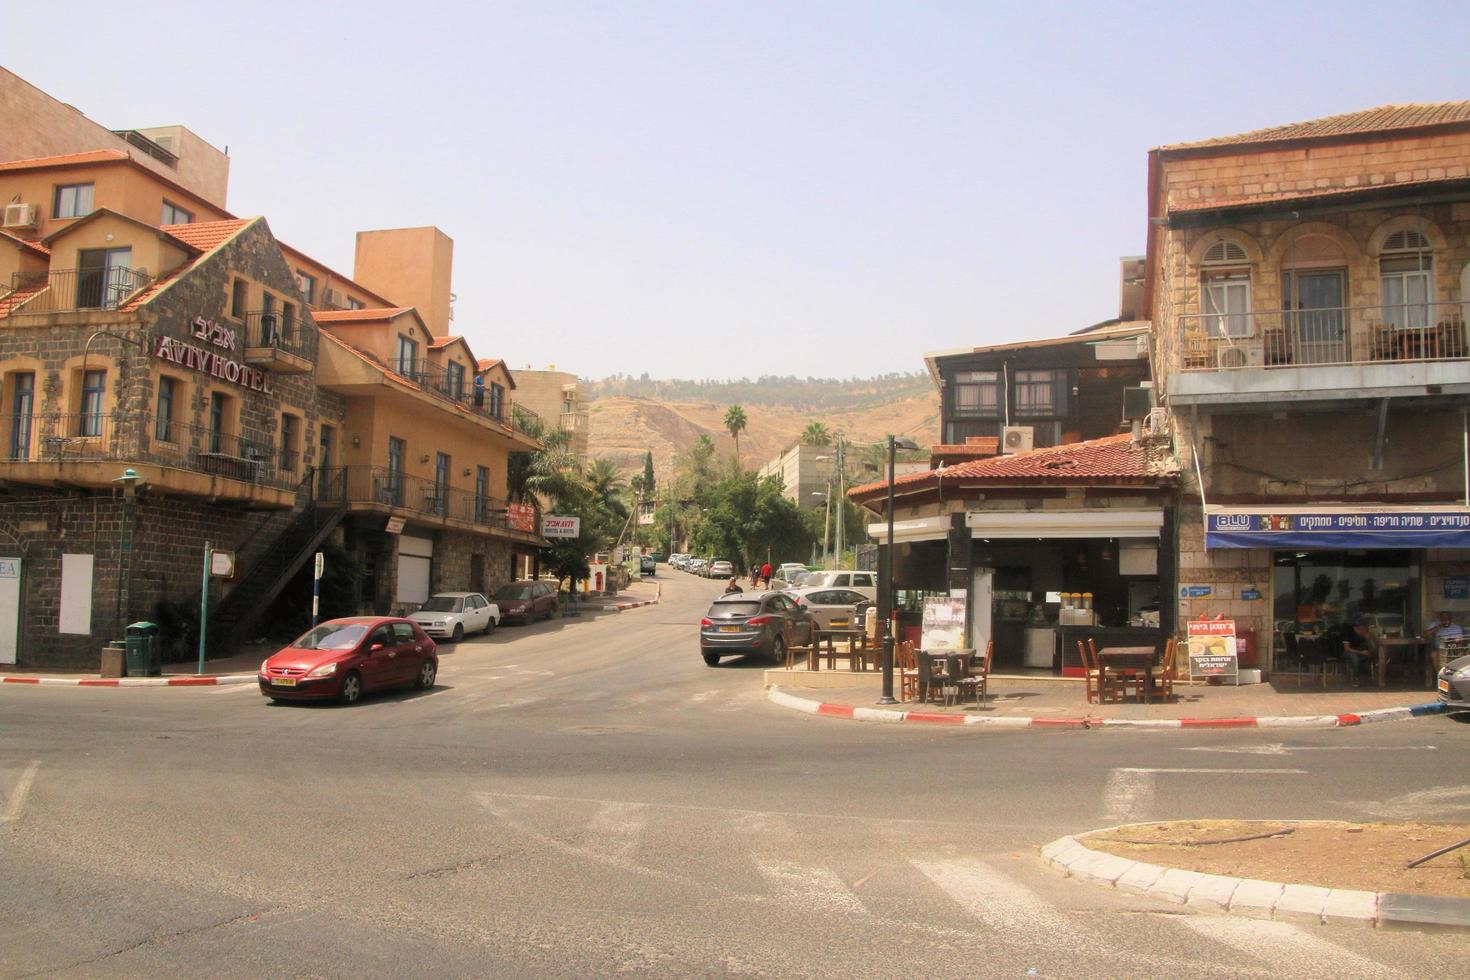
[834,434,846,567]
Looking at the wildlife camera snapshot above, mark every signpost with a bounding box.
[920,596,968,651]
[197,541,213,675]
[542,515,580,538]
[1187,618,1240,684]
[312,551,324,627]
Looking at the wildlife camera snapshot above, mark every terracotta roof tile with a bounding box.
[1168,174,1467,214]
[428,335,461,349]
[0,149,130,171]
[0,228,48,257]
[1160,101,1470,151]
[313,307,413,323]
[477,358,504,371]
[161,218,252,253]
[849,434,1177,499]
[0,281,47,317]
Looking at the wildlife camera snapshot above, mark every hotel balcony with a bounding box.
[1,412,301,506]
[338,465,540,540]
[240,310,315,374]
[1170,300,1469,408]
[391,358,544,438]
[1,267,152,318]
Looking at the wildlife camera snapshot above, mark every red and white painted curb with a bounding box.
[602,582,661,612]
[2,674,257,688]
[768,686,1450,730]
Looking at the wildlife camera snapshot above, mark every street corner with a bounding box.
[1042,819,1470,931]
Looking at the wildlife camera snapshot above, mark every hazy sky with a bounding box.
[7,2,1466,380]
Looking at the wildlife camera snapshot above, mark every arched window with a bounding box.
[1200,239,1251,337]
[1380,228,1433,331]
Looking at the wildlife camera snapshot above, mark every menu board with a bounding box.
[921,596,968,651]
[1187,618,1240,683]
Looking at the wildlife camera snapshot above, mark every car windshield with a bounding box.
[293,623,368,651]
[495,585,533,600]
[708,601,761,619]
[421,596,464,612]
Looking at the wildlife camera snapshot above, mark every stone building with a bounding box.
[1146,102,1470,672]
[510,369,589,461]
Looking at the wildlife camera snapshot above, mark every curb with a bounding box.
[766,686,1451,731]
[2,674,257,688]
[602,583,661,613]
[1042,823,1470,931]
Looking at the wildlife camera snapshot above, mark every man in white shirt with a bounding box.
[1423,610,1465,652]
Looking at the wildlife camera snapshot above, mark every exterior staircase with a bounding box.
[206,468,348,650]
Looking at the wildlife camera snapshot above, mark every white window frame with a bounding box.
[1202,269,1252,337]
[1379,253,1433,331]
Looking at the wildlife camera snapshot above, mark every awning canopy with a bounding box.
[1206,506,1470,549]
[867,509,1165,544]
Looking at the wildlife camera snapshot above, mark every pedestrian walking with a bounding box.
[761,561,772,588]
[749,563,760,587]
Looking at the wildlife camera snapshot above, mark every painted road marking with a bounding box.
[1186,743,1438,755]
[759,860,868,916]
[914,857,1080,948]
[2,760,40,823]
[1103,768,1307,824]
[1179,914,1399,979]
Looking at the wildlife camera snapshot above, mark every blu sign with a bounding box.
[1207,511,1470,549]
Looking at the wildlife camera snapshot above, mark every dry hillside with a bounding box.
[585,388,941,479]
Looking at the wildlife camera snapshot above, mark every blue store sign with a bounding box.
[1207,511,1470,549]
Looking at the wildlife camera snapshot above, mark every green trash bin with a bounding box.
[125,621,162,677]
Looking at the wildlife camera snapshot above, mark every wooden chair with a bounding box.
[1078,640,1122,704]
[1089,637,1143,701]
[1153,638,1177,700]
[783,621,814,671]
[956,640,994,705]
[896,640,919,701]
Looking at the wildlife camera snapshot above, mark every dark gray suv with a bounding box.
[700,591,813,666]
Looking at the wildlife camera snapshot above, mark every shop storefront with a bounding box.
[1205,507,1470,671]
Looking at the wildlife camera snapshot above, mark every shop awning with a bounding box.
[864,515,952,544]
[1206,506,1470,549]
[965,510,1163,539]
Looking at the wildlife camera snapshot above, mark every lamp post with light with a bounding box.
[878,435,920,705]
[112,467,143,639]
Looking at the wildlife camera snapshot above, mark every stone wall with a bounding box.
[431,530,518,598]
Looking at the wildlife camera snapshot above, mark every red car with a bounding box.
[259,617,438,705]
[492,581,560,624]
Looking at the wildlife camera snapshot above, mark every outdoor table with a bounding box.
[1096,646,1158,703]
[813,628,870,671]
[917,649,975,702]
[1377,636,1427,688]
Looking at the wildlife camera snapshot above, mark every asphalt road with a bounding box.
[3,569,1469,978]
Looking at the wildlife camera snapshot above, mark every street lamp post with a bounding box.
[811,489,831,567]
[878,435,919,705]
[112,468,143,639]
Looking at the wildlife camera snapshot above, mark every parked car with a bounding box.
[687,558,707,576]
[783,586,874,630]
[409,592,499,642]
[1437,651,1470,711]
[799,569,877,601]
[771,563,810,588]
[707,560,735,579]
[494,580,560,624]
[259,617,437,705]
[640,554,657,575]
[700,591,813,666]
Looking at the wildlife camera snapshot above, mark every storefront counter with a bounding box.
[1056,625,1164,675]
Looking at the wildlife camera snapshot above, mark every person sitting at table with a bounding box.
[1422,610,1465,651]
[1337,617,1378,685]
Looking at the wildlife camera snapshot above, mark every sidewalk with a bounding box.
[768,673,1451,729]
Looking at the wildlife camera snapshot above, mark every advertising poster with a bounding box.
[1187,618,1239,683]
[921,596,967,651]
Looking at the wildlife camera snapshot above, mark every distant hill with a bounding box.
[583,374,940,480]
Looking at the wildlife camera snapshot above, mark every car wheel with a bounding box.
[484,619,496,637]
[451,623,464,643]
[769,636,786,666]
[415,659,437,690]
[338,670,363,706]
[702,651,721,667]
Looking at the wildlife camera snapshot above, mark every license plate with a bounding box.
[719,625,741,633]
[272,676,298,687]
[1440,679,1452,694]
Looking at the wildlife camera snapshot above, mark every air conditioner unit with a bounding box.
[1122,385,1154,420]
[1144,408,1172,439]
[3,203,38,230]
[323,288,345,309]
[1001,426,1034,454]
[1216,343,1264,369]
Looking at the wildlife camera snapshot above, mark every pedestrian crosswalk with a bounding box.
[471,790,1412,978]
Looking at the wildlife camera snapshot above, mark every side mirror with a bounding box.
[369,642,385,652]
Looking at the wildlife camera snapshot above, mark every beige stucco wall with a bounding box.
[353,227,454,335]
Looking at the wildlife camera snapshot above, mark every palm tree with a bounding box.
[584,457,625,505]
[801,420,831,446]
[723,404,748,467]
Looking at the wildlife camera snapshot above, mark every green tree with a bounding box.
[723,404,748,467]
[584,457,625,504]
[642,451,656,498]
[801,420,831,446]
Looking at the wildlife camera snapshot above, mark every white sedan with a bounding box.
[409,592,500,642]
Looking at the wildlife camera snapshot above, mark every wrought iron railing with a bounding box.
[0,412,295,489]
[383,358,543,439]
[1178,300,1468,371]
[342,466,511,529]
[5,267,153,315]
[240,310,317,361]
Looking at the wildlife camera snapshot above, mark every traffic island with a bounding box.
[1043,819,1470,930]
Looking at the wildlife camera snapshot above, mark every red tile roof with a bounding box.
[161,218,252,253]
[1160,101,1470,151]
[1168,174,1467,214]
[849,434,1176,501]
[0,228,48,257]
[428,335,462,349]
[0,149,130,171]
[313,307,413,323]
[477,358,504,371]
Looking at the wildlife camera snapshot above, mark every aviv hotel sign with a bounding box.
[153,316,274,394]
